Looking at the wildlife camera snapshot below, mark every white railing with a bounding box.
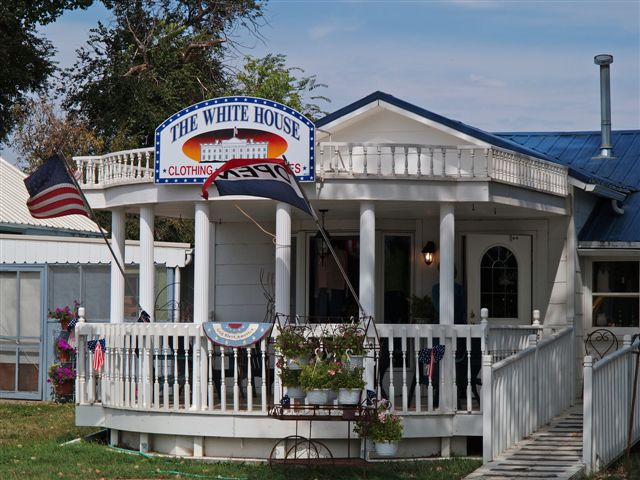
[482,326,575,462]
[75,322,273,413]
[318,142,568,196]
[73,147,155,189]
[373,323,487,414]
[583,335,640,474]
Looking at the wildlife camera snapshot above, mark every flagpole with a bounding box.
[58,153,141,313]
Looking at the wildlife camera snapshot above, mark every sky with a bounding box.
[2,0,639,164]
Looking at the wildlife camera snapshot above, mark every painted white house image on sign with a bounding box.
[200,134,269,164]
[12,56,636,475]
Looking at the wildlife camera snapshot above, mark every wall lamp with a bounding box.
[421,241,436,265]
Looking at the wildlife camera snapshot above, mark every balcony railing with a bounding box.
[318,143,568,196]
[74,147,154,189]
[73,143,568,196]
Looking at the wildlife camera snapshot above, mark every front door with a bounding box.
[466,234,532,325]
[0,268,44,399]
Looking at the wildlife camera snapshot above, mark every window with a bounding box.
[592,261,639,328]
[480,246,518,318]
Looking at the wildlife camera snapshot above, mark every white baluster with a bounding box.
[194,334,201,410]
[153,335,160,409]
[416,147,422,177]
[377,146,382,176]
[163,333,169,409]
[220,347,227,411]
[183,337,191,410]
[391,145,396,176]
[233,347,239,412]
[388,335,395,402]
[457,149,462,177]
[413,334,421,411]
[173,331,179,410]
[207,340,214,411]
[261,339,268,413]
[441,148,447,176]
[427,332,433,412]
[247,348,253,411]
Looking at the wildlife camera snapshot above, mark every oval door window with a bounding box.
[480,246,518,318]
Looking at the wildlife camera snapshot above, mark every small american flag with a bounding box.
[88,338,106,371]
[23,155,90,219]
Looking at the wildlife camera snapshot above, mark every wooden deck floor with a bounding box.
[465,405,585,480]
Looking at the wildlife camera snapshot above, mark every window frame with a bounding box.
[585,257,640,335]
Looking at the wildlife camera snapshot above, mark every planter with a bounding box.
[58,350,71,363]
[305,389,330,405]
[286,386,306,400]
[338,388,362,405]
[348,355,364,369]
[374,441,399,457]
[54,380,74,397]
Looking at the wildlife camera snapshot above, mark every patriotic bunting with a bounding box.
[418,345,446,382]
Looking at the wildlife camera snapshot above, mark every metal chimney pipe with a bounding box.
[593,54,615,159]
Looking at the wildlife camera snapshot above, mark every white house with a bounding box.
[68,57,638,471]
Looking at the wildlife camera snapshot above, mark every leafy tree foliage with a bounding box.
[62,0,264,150]
[12,96,104,173]
[0,1,92,144]
[230,54,329,120]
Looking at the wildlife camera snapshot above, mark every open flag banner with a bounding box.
[201,158,313,216]
[202,321,273,348]
[67,318,78,349]
[24,155,90,219]
[88,338,106,371]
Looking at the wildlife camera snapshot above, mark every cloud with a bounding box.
[469,73,507,88]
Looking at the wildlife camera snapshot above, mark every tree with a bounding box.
[12,96,104,172]
[62,0,264,150]
[0,1,92,144]
[231,54,330,120]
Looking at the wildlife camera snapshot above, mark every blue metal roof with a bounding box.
[496,131,640,244]
[496,131,640,192]
[579,193,640,243]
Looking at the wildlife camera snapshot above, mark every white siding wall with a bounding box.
[545,217,570,325]
[213,222,274,322]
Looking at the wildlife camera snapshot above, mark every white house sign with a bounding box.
[155,96,315,184]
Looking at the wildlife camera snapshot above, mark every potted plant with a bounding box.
[411,294,435,324]
[48,362,76,398]
[332,363,365,405]
[274,325,309,369]
[299,359,338,404]
[334,323,367,367]
[279,362,305,400]
[55,337,75,363]
[49,301,79,330]
[354,399,403,457]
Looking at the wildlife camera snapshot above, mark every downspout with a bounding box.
[611,199,625,215]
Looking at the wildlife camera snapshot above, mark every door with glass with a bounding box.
[0,269,44,399]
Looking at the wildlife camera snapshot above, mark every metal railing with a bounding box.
[583,335,640,473]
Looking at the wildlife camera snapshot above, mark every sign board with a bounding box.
[155,96,315,184]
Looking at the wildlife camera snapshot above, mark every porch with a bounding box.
[74,313,565,459]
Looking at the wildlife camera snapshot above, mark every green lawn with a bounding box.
[0,401,481,480]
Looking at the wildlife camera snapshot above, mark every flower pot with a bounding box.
[286,386,306,400]
[54,380,74,397]
[305,389,330,405]
[349,355,364,369]
[338,388,362,405]
[374,441,399,457]
[58,350,71,363]
[60,319,70,331]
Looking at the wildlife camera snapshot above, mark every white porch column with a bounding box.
[359,202,376,318]
[360,202,376,393]
[173,267,181,322]
[194,202,210,324]
[110,208,125,323]
[139,205,155,320]
[439,203,455,416]
[439,203,455,325]
[275,203,291,317]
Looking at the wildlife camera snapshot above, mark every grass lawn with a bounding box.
[0,400,481,480]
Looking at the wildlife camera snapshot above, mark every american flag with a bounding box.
[23,155,90,219]
[88,338,106,371]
